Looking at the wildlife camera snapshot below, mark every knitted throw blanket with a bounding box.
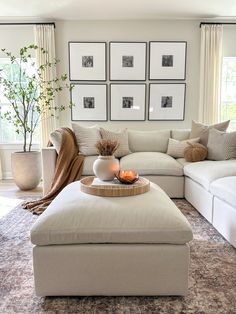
[23,127,84,215]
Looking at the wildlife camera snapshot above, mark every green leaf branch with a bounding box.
[0,44,73,152]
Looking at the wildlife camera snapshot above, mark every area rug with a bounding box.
[0,199,236,314]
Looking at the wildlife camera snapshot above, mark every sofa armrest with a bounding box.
[41,147,57,196]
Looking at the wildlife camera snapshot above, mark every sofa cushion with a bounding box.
[167,137,200,158]
[184,159,236,190]
[72,123,101,156]
[190,120,230,147]
[100,128,130,158]
[120,152,183,176]
[176,158,191,167]
[207,129,236,160]
[128,130,170,153]
[210,177,236,208]
[30,181,193,246]
[81,156,99,176]
[171,129,190,141]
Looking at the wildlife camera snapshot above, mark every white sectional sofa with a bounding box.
[42,128,236,247]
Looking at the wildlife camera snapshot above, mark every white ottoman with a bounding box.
[31,181,193,296]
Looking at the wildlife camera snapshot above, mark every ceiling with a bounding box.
[0,0,236,21]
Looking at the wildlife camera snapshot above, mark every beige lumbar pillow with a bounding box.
[190,120,230,147]
[100,128,130,158]
[167,137,200,158]
[207,128,236,161]
[72,123,101,156]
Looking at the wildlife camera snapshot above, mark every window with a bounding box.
[0,58,39,144]
[220,57,236,131]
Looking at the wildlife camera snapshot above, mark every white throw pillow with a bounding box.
[100,128,130,158]
[167,137,200,158]
[72,123,101,156]
[128,130,171,153]
[207,128,236,160]
[49,130,63,154]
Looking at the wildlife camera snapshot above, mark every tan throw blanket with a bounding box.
[23,127,84,215]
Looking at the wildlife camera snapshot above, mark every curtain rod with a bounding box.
[0,22,55,28]
[200,22,236,28]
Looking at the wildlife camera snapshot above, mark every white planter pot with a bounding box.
[11,151,42,190]
[93,155,119,181]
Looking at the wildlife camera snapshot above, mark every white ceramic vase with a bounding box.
[93,155,119,181]
[11,151,42,190]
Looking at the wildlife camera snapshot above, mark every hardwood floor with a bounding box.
[0,180,43,198]
[0,180,42,218]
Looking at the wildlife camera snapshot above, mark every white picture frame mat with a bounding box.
[110,42,146,80]
[150,42,186,79]
[71,85,107,120]
[111,84,146,120]
[69,43,106,80]
[149,84,185,120]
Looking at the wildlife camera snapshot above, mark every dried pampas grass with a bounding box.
[95,139,119,156]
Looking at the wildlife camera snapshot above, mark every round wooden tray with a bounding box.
[80,176,150,197]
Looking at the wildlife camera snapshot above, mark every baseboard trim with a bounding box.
[2,172,13,180]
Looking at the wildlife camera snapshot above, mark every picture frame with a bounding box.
[149,41,187,80]
[68,42,107,81]
[148,83,186,121]
[71,84,107,121]
[110,84,146,121]
[109,42,147,81]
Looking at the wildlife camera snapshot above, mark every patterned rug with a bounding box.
[0,199,236,314]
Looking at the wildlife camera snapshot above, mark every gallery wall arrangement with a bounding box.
[68,41,187,121]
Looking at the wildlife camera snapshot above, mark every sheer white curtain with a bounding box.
[199,24,223,124]
[34,24,58,147]
[0,155,2,180]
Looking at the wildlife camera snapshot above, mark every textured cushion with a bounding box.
[72,123,101,156]
[176,158,191,167]
[171,129,190,141]
[128,130,170,153]
[49,131,63,154]
[81,156,99,176]
[207,129,236,160]
[190,120,230,146]
[184,143,208,162]
[210,176,236,208]
[167,137,200,158]
[184,159,236,190]
[30,181,193,245]
[100,128,130,158]
[120,152,183,176]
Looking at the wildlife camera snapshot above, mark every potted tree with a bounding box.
[0,44,72,190]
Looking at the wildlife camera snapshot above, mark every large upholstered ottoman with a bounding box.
[30,181,193,296]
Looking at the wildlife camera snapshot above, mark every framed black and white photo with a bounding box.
[109,42,147,81]
[110,84,146,121]
[69,42,106,81]
[149,41,187,80]
[148,83,186,121]
[71,84,107,121]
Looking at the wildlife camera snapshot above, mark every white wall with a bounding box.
[223,25,236,57]
[0,25,34,179]
[55,20,201,130]
[5,20,233,178]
